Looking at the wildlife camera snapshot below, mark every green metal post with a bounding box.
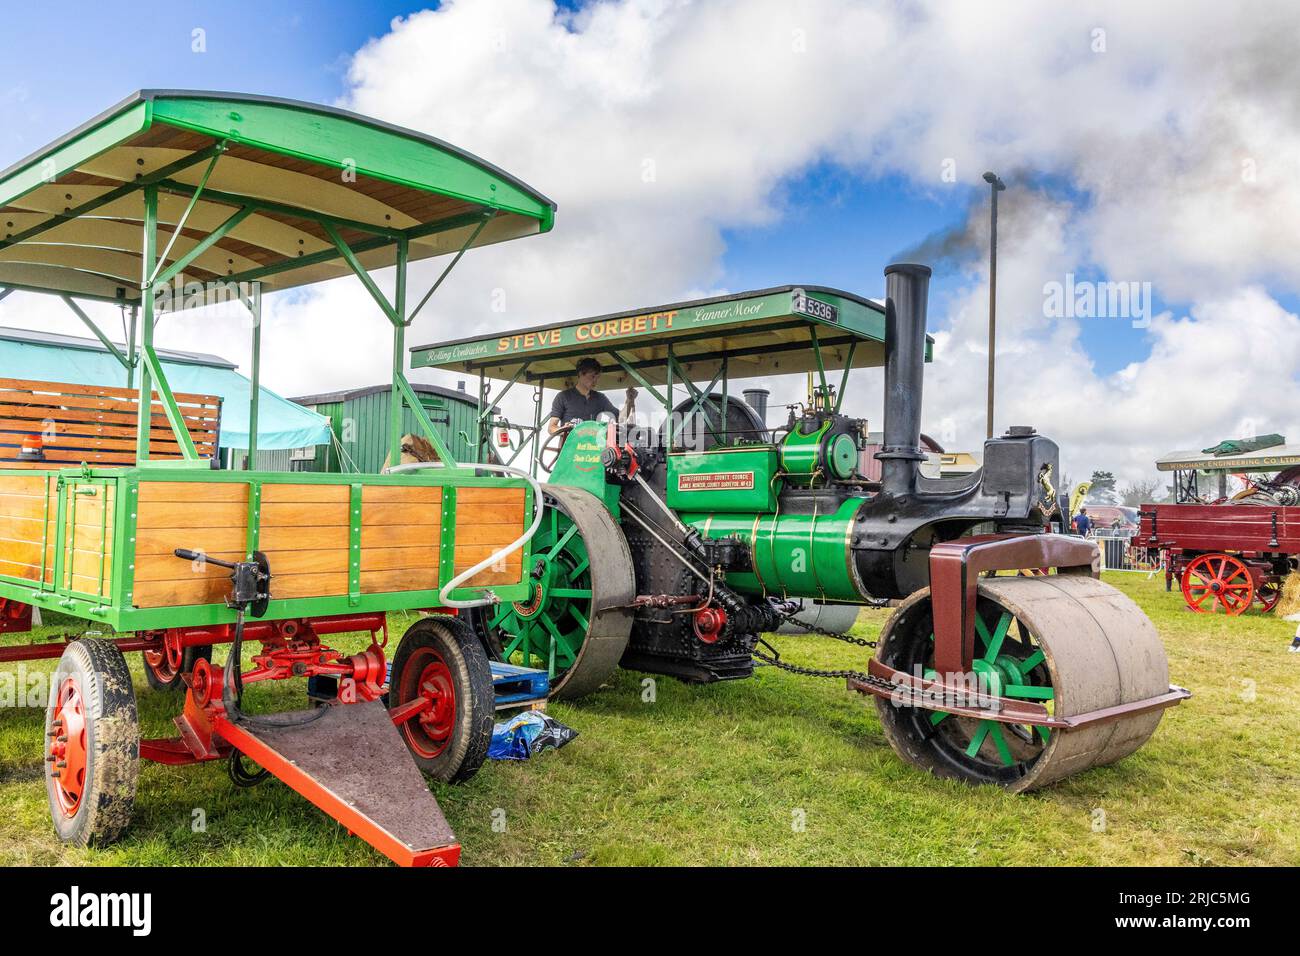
[665,345,674,449]
[531,381,544,479]
[126,305,138,389]
[136,186,158,462]
[246,283,263,469]
[721,355,728,444]
[390,237,409,470]
[834,340,857,414]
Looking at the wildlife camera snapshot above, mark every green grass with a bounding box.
[2,573,1298,866]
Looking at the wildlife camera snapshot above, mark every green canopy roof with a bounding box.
[0,91,556,304]
[411,285,933,387]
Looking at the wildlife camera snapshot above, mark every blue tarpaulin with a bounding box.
[0,327,331,451]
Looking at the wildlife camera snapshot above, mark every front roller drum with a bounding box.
[875,575,1170,793]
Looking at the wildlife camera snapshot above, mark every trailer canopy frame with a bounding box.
[0,90,556,471]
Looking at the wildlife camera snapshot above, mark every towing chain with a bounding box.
[752,603,887,687]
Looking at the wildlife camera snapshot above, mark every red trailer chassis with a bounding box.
[1139,502,1300,614]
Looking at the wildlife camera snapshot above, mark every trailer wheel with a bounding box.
[1180,553,1254,614]
[875,576,1169,793]
[390,616,493,783]
[143,635,212,692]
[45,638,139,847]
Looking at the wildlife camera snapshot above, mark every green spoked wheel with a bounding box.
[875,575,1171,792]
[462,484,635,700]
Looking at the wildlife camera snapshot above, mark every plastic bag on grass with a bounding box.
[489,710,578,760]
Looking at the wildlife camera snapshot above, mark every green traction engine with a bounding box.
[445,264,1190,792]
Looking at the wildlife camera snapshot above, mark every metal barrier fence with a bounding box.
[1093,528,1160,573]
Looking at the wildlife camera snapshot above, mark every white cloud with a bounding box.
[4,0,1298,486]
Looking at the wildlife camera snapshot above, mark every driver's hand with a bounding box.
[566,418,582,429]
[626,387,638,400]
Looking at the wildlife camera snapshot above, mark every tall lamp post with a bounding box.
[982,171,1006,439]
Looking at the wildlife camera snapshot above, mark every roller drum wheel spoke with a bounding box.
[45,638,140,847]
[875,576,1170,793]
[461,484,635,700]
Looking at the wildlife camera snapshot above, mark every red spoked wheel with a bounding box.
[1181,553,1254,615]
[389,616,493,783]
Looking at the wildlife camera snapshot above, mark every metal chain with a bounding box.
[751,603,884,685]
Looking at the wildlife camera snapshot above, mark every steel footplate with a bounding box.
[214,701,460,867]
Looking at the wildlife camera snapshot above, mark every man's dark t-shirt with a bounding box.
[1072,514,1092,535]
[549,387,618,426]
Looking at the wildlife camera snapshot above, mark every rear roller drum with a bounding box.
[462,484,635,699]
[875,575,1170,793]
[45,638,140,847]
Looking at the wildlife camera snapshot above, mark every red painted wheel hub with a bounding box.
[692,606,727,644]
[402,650,456,759]
[48,677,89,818]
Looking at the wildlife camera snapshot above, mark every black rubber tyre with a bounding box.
[390,616,494,784]
[45,638,140,847]
[143,643,212,692]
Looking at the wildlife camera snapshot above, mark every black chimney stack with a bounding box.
[877,263,930,497]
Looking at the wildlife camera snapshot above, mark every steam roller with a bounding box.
[418,262,1190,792]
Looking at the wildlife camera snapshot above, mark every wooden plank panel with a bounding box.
[453,523,528,546]
[0,494,49,518]
[0,537,46,566]
[137,501,247,529]
[457,487,527,505]
[359,546,439,572]
[457,566,522,586]
[457,503,525,524]
[0,387,220,419]
[0,417,216,443]
[261,484,350,503]
[0,514,46,541]
[133,552,240,583]
[360,501,443,526]
[260,525,349,552]
[138,481,250,503]
[272,572,348,599]
[361,485,442,504]
[360,524,439,549]
[0,377,218,406]
[360,567,438,593]
[0,474,51,497]
[135,526,248,555]
[0,557,41,581]
[134,576,231,608]
[261,501,349,527]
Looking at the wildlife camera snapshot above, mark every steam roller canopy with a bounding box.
[465,485,635,699]
[875,575,1170,793]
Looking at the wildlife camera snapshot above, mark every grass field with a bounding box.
[2,571,1297,866]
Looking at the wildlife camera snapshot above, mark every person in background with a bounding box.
[546,358,633,435]
[1072,506,1093,537]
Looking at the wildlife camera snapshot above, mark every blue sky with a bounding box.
[0,0,1192,379]
[5,0,1299,483]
